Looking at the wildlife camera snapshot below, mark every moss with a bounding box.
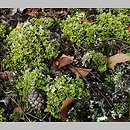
[0,23,12,56]
[3,17,60,72]
[15,68,50,111]
[60,12,130,47]
[97,8,130,15]
[82,51,108,73]
[46,75,90,119]
[0,108,6,122]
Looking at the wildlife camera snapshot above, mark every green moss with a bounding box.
[97,8,130,15]
[46,75,90,119]
[0,108,6,122]
[60,12,130,47]
[3,17,60,72]
[0,23,12,55]
[82,51,108,73]
[15,68,50,111]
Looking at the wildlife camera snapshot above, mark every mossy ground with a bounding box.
[0,8,130,122]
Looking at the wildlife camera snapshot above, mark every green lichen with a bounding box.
[3,17,60,72]
[46,75,90,119]
[82,51,108,73]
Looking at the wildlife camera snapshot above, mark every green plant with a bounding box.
[0,23,12,55]
[60,12,130,47]
[3,17,60,72]
[82,51,108,73]
[46,75,90,119]
[0,108,6,122]
[15,68,50,111]
[97,8,130,15]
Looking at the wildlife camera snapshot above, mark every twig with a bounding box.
[106,38,130,45]
[95,87,113,108]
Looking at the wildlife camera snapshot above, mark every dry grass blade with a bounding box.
[59,97,76,120]
[108,53,130,70]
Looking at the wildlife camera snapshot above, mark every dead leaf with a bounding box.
[52,54,74,70]
[108,53,130,70]
[0,72,8,80]
[80,18,96,24]
[126,24,130,31]
[13,107,23,113]
[27,8,39,17]
[59,97,76,120]
[69,67,92,77]
[0,71,15,81]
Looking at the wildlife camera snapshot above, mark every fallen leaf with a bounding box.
[69,67,92,77]
[52,54,74,70]
[0,72,8,80]
[59,97,76,120]
[13,107,23,113]
[108,53,130,70]
[26,8,39,17]
[0,71,15,81]
[80,18,96,24]
[126,24,130,31]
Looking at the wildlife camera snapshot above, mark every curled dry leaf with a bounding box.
[69,67,92,77]
[13,107,23,113]
[108,53,130,70]
[52,54,74,70]
[126,24,130,31]
[59,97,76,120]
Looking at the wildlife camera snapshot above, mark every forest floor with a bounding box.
[0,8,130,122]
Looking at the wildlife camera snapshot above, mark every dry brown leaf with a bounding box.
[126,24,130,31]
[69,67,92,77]
[59,97,76,120]
[28,8,39,17]
[0,72,8,80]
[108,53,130,70]
[52,54,74,70]
[13,107,23,113]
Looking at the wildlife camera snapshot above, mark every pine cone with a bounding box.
[28,89,46,110]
